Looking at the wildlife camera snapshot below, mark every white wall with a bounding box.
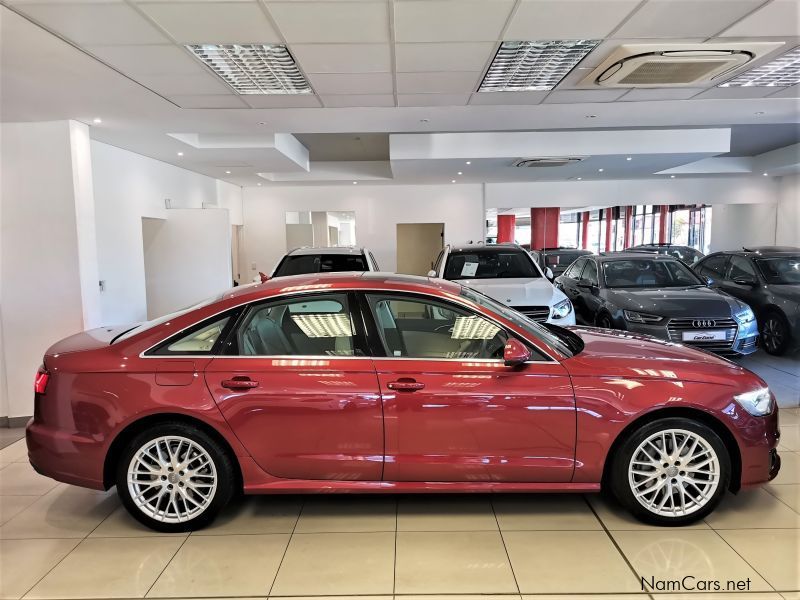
[0,121,101,419]
[709,203,779,252]
[776,174,800,246]
[241,184,484,277]
[142,209,232,318]
[91,141,243,325]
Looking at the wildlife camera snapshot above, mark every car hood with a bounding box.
[562,326,760,388]
[459,278,566,307]
[605,286,742,318]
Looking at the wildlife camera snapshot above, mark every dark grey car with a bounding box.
[628,243,705,266]
[530,247,593,278]
[694,247,800,355]
[555,253,759,356]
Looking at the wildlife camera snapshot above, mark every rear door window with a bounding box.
[697,255,729,280]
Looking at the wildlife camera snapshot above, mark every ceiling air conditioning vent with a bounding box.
[583,43,784,88]
[512,157,585,167]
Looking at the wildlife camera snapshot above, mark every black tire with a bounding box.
[609,418,730,526]
[760,310,791,356]
[596,312,615,329]
[116,421,236,532]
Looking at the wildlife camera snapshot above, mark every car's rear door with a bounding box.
[362,291,576,483]
[204,291,383,481]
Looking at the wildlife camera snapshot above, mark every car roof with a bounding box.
[223,271,463,302]
[449,243,525,253]
[596,252,681,262]
[706,248,800,259]
[540,247,590,253]
[287,246,365,256]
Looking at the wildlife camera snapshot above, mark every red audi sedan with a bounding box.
[27,273,780,531]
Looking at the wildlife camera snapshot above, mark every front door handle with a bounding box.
[387,379,425,392]
[221,377,259,390]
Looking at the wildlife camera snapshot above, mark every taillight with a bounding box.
[34,366,50,395]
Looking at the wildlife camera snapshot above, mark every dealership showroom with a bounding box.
[2,0,800,598]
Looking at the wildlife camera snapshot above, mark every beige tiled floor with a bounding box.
[1,415,797,599]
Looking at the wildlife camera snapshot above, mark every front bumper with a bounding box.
[623,316,758,356]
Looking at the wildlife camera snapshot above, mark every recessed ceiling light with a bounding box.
[465,161,471,165]
[626,156,632,161]
[457,171,463,175]
[598,168,604,172]
[577,177,582,180]
[352,181,358,185]
[585,114,597,119]
[719,46,800,88]
[177,152,184,156]
[451,179,457,183]
[257,183,262,186]
[225,170,231,174]
[670,175,676,178]
[479,40,600,92]
[258,121,267,125]
[763,172,769,176]
[420,118,430,123]
[92,117,102,124]
[186,44,312,95]
[754,111,765,115]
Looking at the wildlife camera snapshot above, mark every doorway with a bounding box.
[396,223,444,276]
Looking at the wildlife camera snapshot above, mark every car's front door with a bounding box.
[720,255,762,307]
[204,292,383,481]
[363,292,576,483]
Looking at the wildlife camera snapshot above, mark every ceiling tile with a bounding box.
[266,1,390,43]
[137,2,281,44]
[619,88,705,101]
[612,0,766,38]
[322,94,396,107]
[397,93,470,106]
[167,94,249,108]
[396,71,481,93]
[722,0,800,37]
[468,90,548,104]
[242,95,322,108]
[692,86,781,100]
[86,45,206,75]
[291,44,391,73]
[394,0,516,42]
[543,89,628,103]
[396,42,495,72]
[505,0,640,40]
[307,72,393,94]
[768,84,800,98]
[136,72,232,95]
[14,3,168,45]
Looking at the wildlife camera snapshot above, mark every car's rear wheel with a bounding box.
[596,312,614,329]
[116,422,235,532]
[610,418,730,526]
[760,311,790,356]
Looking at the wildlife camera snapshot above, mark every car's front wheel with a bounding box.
[760,311,790,356]
[116,422,235,532]
[610,418,730,526]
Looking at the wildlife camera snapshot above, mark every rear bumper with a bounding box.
[26,422,106,490]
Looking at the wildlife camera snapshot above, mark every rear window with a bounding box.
[274,253,368,277]
[444,250,540,280]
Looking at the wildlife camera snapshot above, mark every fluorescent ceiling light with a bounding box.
[719,46,800,88]
[479,40,600,92]
[186,44,312,95]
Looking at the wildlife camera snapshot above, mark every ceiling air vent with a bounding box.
[512,157,585,167]
[583,43,784,88]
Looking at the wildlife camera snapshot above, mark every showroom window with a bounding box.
[631,205,659,246]
[585,210,603,254]
[366,294,508,360]
[558,211,581,248]
[229,293,362,357]
[669,205,711,252]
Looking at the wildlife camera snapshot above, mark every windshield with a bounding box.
[459,286,575,357]
[602,258,704,288]
[113,293,227,343]
[666,247,704,265]
[756,256,800,284]
[274,253,367,277]
[445,250,541,280]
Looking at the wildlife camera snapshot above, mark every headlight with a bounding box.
[735,306,755,324]
[734,387,773,416]
[551,298,572,319]
[623,310,662,323]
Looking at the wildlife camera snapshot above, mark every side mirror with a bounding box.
[503,338,531,367]
[577,279,594,289]
[545,267,554,281]
[427,269,437,278]
[258,272,270,283]
[704,276,713,287]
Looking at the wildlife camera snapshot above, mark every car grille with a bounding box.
[515,305,550,322]
[667,317,738,353]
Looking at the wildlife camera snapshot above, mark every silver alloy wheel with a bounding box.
[127,435,217,524]
[628,428,720,517]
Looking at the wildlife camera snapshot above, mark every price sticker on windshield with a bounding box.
[461,262,478,277]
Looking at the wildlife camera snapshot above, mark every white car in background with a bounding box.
[262,246,380,281]
[428,243,575,325]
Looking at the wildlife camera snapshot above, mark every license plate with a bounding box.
[682,330,726,342]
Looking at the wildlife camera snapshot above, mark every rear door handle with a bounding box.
[387,379,425,392]
[221,377,259,390]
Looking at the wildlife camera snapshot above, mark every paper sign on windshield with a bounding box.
[461,262,478,277]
